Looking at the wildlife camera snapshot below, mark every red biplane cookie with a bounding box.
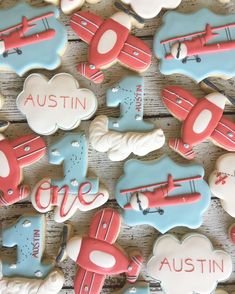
[70,3,151,83]
[66,208,143,294]
[0,133,46,206]
[162,86,235,159]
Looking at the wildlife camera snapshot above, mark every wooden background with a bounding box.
[1,0,235,293]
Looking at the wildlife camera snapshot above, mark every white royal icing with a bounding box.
[209,153,235,217]
[147,234,233,294]
[44,0,101,14]
[17,73,97,135]
[121,0,182,19]
[0,269,64,294]
[89,115,165,161]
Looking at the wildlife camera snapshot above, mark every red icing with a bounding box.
[162,23,235,60]
[162,86,235,159]
[72,208,143,293]
[70,11,151,83]
[0,134,46,206]
[0,14,56,53]
[123,174,201,209]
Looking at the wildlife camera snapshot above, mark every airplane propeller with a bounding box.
[202,78,235,105]
[114,2,145,25]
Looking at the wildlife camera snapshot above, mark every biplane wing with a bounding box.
[70,11,103,44]
[162,86,197,121]
[0,12,55,36]
[160,22,235,45]
[118,34,152,71]
[74,267,105,294]
[211,116,235,151]
[89,208,121,244]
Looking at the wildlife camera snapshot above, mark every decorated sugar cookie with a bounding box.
[89,76,165,161]
[70,5,151,83]
[45,0,101,14]
[66,208,143,294]
[154,9,235,82]
[209,153,235,217]
[0,133,46,207]
[121,0,182,19]
[17,73,97,135]
[116,282,150,293]
[31,133,109,223]
[116,155,210,233]
[0,3,67,76]
[0,214,64,294]
[147,234,233,294]
[162,86,235,160]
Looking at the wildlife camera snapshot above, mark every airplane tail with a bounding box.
[169,138,195,160]
[126,250,143,283]
[77,63,104,84]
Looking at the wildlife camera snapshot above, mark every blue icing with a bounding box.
[154,9,235,82]
[116,156,211,233]
[107,76,154,132]
[2,215,52,278]
[0,3,67,76]
[49,133,99,194]
[121,282,150,294]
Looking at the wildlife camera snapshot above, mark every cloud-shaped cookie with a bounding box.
[17,73,97,135]
[121,0,182,19]
[209,153,235,217]
[147,234,232,294]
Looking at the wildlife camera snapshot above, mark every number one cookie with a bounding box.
[31,133,109,222]
[2,215,52,278]
[89,76,165,161]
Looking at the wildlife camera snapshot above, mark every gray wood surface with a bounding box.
[0,0,235,293]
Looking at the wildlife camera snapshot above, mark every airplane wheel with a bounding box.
[196,57,201,63]
[3,52,8,58]
[16,49,22,55]
[159,209,164,215]
[182,58,187,64]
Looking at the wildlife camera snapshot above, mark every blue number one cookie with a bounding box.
[31,133,109,223]
[89,76,165,161]
[0,214,65,293]
[116,155,211,233]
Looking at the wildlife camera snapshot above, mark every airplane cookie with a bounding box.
[121,0,182,19]
[70,4,151,83]
[115,155,211,233]
[89,76,165,161]
[17,73,98,135]
[154,9,235,82]
[162,86,235,159]
[0,132,46,207]
[0,3,67,76]
[44,0,101,14]
[66,208,143,294]
[209,153,235,217]
[0,214,64,294]
[31,133,109,223]
[147,234,233,294]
